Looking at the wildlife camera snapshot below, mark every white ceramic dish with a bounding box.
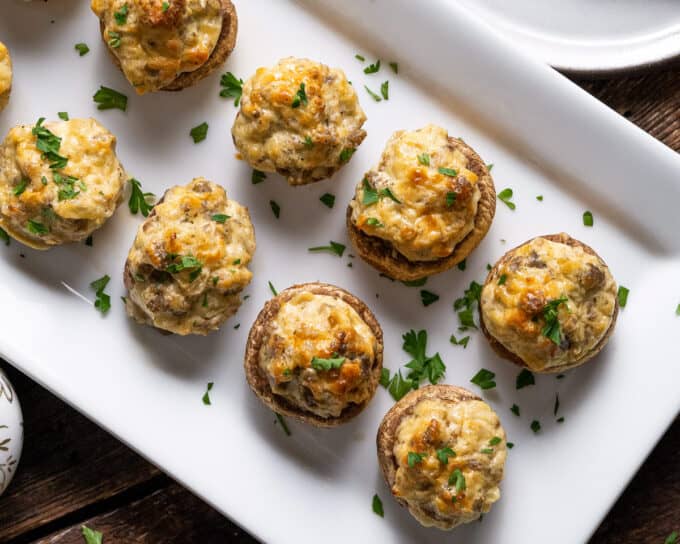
[1,1,679,542]
[455,0,680,74]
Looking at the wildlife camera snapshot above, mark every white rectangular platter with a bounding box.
[1,1,679,542]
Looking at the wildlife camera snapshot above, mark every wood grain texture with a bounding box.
[0,69,678,544]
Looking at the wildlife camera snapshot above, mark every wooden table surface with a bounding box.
[1,70,678,544]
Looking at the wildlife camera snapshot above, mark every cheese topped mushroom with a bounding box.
[0,118,126,249]
[0,42,11,111]
[244,283,383,426]
[480,233,618,372]
[124,178,255,335]
[91,0,236,94]
[378,385,507,530]
[232,57,367,185]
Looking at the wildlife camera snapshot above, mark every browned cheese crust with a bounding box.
[244,282,383,427]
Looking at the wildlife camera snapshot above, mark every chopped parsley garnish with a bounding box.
[449,334,470,348]
[379,368,391,387]
[457,260,466,271]
[449,469,465,493]
[407,452,425,467]
[190,122,209,143]
[58,112,69,121]
[162,1,170,11]
[75,43,90,56]
[470,368,496,390]
[554,394,560,416]
[403,329,445,386]
[617,285,629,308]
[275,412,291,436]
[438,167,457,177]
[497,188,516,210]
[202,382,214,405]
[219,72,243,106]
[90,274,111,314]
[556,417,565,423]
[33,118,67,170]
[291,83,308,108]
[515,369,535,389]
[420,289,439,306]
[311,356,345,371]
[498,274,507,285]
[364,60,381,74]
[480,448,494,454]
[541,296,568,345]
[364,85,382,102]
[270,200,280,218]
[556,374,565,380]
[507,442,514,449]
[402,277,427,287]
[583,210,594,227]
[355,54,365,62]
[676,303,680,316]
[372,494,384,517]
[233,259,240,265]
[114,3,129,24]
[319,193,335,208]
[530,420,541,433]
[487,163,494,171]
[166,255,202,281]
[362,178,379,205]
[268,281,278,296]
[510,404,520,416]
[339,148,356,163]
[366,217,384,227]
[108,31,122,48]
[27,219,48,236]
[488,436,502,446]
[417,153,430,166]
[389,62,399,74]
[54,172,84,201]
[304,136,314,148]
[81,525,103,544]
[436,447,455,464]
[251,170,266,184]
[385,370,413,401]
[0,227,9,246]
[454,280,482,331]
[128,178,155,217]
[308,241,346,257]
[13,178,28,196]
[211,214,229,223]
[536,195,544,201]
[446,191,457,207]
[380,81,389,100]
[664,531,678,544]
[93,86,128,111]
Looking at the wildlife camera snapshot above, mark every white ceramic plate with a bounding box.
[1,1,679,543]
[455,0,680,74]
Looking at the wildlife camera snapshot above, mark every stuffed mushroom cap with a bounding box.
[244,283,383,426]
[348,125,495,280]
[480,233,618,373]
[0,118,126,249]
[0,42,11,112]
[232,57,367,186]
[91,0,237,94]
[124,177,255,335]
[377,385,507,530]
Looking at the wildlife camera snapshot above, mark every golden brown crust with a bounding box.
[479,233,619,373]
[347,137,496,281]
[100,0,237,92]
[244,282,383,427]
[376,384,480,507]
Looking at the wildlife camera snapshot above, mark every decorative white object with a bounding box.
[0,368,22,496]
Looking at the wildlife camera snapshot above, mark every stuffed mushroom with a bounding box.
[244,283,383,426]
[0,41,11,112]
[0,118,126,249]
[377,384,507,530]
[91,0,238,94]
[480,233,618,373]
[124,177,255,335]
[232,57,367,186]
[347,124,495,281]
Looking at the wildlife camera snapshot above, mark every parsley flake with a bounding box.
[470,368,496,390]
[75,43,90,56]
[420,289,439,306]
[536,195,544,201]
[270,200,280,219]
[541,296,568,345]
[530,420,541,433]
[617,285,629,308]
[220,72,243,106]
[407,452,425,467]
[339,148,356,163]
[27,219,48,236]
[190,122,209,143]
[81,526,103,544]
[364,60,381,74]
[402,329,446,386]
[449,334,470,348]
[389,62,399,74]
[583,210,594,227]
[114,3,129,24]
[166,255,202,281]
[436,447,456,464]
[311,356,346,371]
[319,193,335,208]
[202,382,214,405]
[454,280,482,330]
[93,86,128,111]
[58,112,69,121]
[516,369,535,389]
[498,274,507,285]
[417,153,430,166]
[308,241,346,257]
[402,278,427,287]
[211,214,229,223]
[291,83,308,108]
[366,217,384,227]
[449,469,466,493]
[489,436,502,446]
[0,227,9,246]
[108,31,122,48]
[364,85,382,102]
[355,54,365,62]
[446,191,457,207]
[275,412,291,436]
[128,178,155,217]
[90,275,111,314]
[372,494,384,517]
[510,404,520,416]
[380,81,389,100]
[251,170,266,184]
[268,281,278,296]
[386,370,412,401]
[13,178,28,197]
[438,167,457,177]
[497,188,516,210]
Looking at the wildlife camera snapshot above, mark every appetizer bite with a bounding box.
[232,57,367,186]
[124,178,255,335]
[0,42,11,111]
[347,124,495,281]
[91,0,238,94]
[244,283,383,426]
[377,384,507,530]
[0,118,126,249]
[480,233,618,373]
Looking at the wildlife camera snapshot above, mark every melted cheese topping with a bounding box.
[393,398,506,530]
[0,42,11,111]
[0,118,126,248]
[125,178,255,335]
[259,291,377,418]
[91,0,223,94]
[232,57,367,185]
[481,236,617,371]
[350,125,481,261]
